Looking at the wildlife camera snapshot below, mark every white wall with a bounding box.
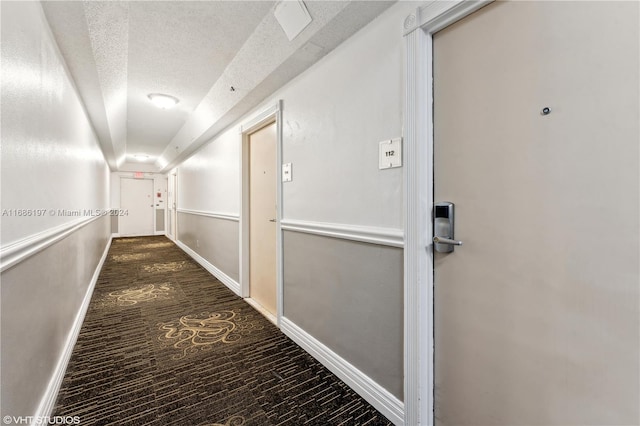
[178,1,417,227]
[1,3,109,246]
[172,2,422,420]
[1,1,111,419]
[176,127,241,286]
[178,128,240,215]
[276,6,407,229]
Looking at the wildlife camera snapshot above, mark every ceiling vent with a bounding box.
[274,0,312,41]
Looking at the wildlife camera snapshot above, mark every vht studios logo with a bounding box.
[2,416,80,425]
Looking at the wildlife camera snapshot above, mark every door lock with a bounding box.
[433,202,462,252]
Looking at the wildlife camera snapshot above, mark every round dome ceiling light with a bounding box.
[133,154,150,161]
[147,93,179,109]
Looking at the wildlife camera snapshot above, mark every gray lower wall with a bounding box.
[111,214,118,234]
[177,212,240,283]
[283,230,404,400]
[0,215,111,417]
[156,209,165,232]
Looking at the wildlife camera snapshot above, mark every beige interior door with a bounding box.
[433,2,639,425]
[120,178,154,236]
[249,121,277,316]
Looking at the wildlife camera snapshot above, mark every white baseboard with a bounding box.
[32,235,112,426]
[174,239,241,296]
[280,317,405,426]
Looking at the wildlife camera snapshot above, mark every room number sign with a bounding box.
[378,137,402,169]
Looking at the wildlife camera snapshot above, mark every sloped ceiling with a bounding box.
[41,1,396,173]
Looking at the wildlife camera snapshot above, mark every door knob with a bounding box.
[269,219,276,222]
[433,236,462,246]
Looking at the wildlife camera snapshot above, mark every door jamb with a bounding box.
[402,2,492,424]
[239,101,284,327]
[167,172,177,241]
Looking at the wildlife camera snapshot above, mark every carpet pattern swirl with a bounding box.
[52,236,393,426]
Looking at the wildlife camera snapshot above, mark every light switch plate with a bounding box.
[282,163,292,182]
[379,137,402,169]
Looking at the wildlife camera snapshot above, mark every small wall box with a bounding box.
[379,138,402,169]
[282,162,292,182]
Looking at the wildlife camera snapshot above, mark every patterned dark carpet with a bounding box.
[52,236,393,426]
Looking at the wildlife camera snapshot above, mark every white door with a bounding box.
[249,121,277,316]
[433,2,638,425]
[120,178,154,236]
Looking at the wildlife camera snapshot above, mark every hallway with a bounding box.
[53,236,392,426]
[2,1,639,425]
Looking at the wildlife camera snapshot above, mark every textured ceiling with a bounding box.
[41,1,396,172]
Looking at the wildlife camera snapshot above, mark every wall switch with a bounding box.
[283,163,292,182]
[379,138,402,169]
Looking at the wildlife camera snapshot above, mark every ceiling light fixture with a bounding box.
[147,93,179,109]
[133,154,150,161]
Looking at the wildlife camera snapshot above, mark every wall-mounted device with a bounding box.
[433,201,463,253]
[283,163,292,182]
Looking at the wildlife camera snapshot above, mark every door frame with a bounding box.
[167,172,178,241]
[239,100,284,326]
[402,2,493,424]
[119,176,156,237]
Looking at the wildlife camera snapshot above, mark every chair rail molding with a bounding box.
[176,208,240,222]
[280,219,404,248]
[0,214,105,272]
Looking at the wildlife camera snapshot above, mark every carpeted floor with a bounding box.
[52,236,393,426]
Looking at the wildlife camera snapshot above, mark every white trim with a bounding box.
[403,18,430,426]
[1,215,104,272]
[174,239,241,296]
[239,103,280,134]
[176,208,240,222]
[167,173,178,241]
[274,102,284,326]
[33,235,112,426]
[280,317,404,426]
[403,2,493,425]
[418,0,490,33]
[281,219,404,248]
[239,101,284,327]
